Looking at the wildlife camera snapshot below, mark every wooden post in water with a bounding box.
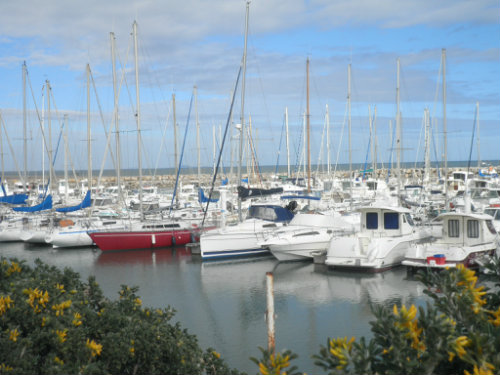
[266,272,275,353]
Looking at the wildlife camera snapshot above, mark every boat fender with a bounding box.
[190,233,196,243]
[172,235,176,246]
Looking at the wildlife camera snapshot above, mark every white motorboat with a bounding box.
[325,205,431,272]
[402,211,499,270]
[259,212,357,261]
[200,204,294,259]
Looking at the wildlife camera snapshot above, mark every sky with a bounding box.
[0,0,499,176]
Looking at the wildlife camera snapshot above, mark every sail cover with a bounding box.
[198,188,218,203]
[0,194,29,204]
[56,190,91,213]
[13,195,52,212]
[237,186,283,200]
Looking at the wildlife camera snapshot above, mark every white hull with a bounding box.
[403,242,497,269]
[0,229,23,242]
[269,240,330,261]
[325,232,428,271]
[46,230,94,248]
[200,231,270,259]
[21,230,49,244]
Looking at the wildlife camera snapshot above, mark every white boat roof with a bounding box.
[357,205,412,214]
[435,211,494,221]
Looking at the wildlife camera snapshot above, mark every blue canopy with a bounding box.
[0,194,29,204]
[13,195,52,212]
[280,195,320,201]
[56,190,91,213]
[198,188,218,203]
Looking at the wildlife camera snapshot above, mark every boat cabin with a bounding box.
[359,206,415,237]
[246,204,294,223]
[437,212,497,246]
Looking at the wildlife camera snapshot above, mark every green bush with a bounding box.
[251,259,500,375]
[0,257,243,375]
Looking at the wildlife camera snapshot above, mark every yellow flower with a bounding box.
[0,363,13,372]
[55,283,65,293]
[54,356,64,365]
[450,336,469,359]
[9,329,19,342]
[56,329,68,343]
[52,300,72,316]
[86,339,102,357]
[212,350,221,359]
[328,337,355,369]
[72,312,82,327]
[6,261,21,276]
[134,298,142,306]
[0,295,14,316]
[464,363,495,375]
[41,316,46,327]
[488,307,500,327]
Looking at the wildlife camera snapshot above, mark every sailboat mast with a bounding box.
[22,62,27,190]
[348,64,352,200]
[195,85,200,181]
[133,21,143,218]
[63,114,69,202]
[306,58,311,193]
[46,80,55,196]
[237,0,249,222]
[285,107,290,178]
[110,32,122,200]
[476,102,480,168]
[86,64,92,195]
[396,58,401,201]
[172,93,179,208]
[442,48,448,210]
[326,104,330,176]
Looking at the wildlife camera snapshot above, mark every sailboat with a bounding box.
[89,22,198,252]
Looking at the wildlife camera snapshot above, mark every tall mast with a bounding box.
[195,85,200,181]
[424,108,431,185]
[133,21,143,218]
[476,102,480,168]
[22,62,27,190]
[237,1,249,222]
[348,64,352,199]
[172,93,179,208]
[63,114,69,202]
[442,48,448,210]
[396,58,402,201]
[326,104,330,176]
[306,58,311,193]
[46,80,55,196]
[86,64,92,194]
[285,107,290,178]
[110,32,122,200]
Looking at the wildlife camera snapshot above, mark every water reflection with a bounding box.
[2,243,428,374]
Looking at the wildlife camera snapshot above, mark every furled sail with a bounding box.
[56,190,91,213]
[237,186,283,200]
[13,195,52,212]
[0,194,29,204]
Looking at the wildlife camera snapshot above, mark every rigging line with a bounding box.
[274,115,286,175]
[315,108,327,177]
[169,91,194,216]
[466,105,478,174]
[333,101,348,178]
[201,66,242,229]
[414,113,425,169]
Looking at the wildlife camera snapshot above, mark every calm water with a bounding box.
[1,242,429,374]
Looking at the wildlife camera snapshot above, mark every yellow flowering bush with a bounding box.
[0,258,242,375]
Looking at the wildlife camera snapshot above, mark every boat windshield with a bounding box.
[247,206,278,221]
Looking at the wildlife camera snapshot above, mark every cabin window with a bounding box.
[366,212,378,229]
[448,219,460,238]
[467,220,479,238]
[486,220,497,234]
[405,213,415,226]
[384,212,399,230]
